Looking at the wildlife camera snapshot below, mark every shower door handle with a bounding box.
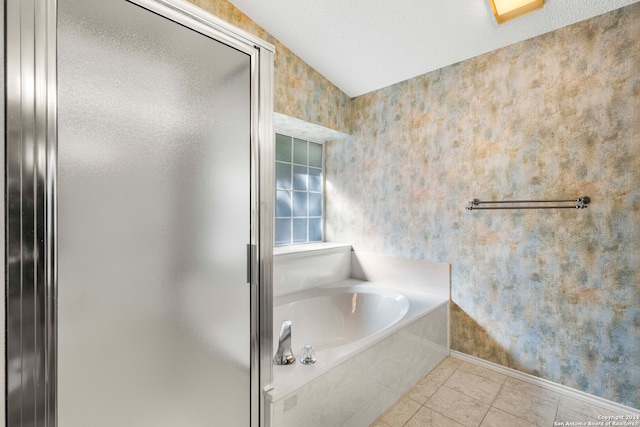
[247,244,257,284]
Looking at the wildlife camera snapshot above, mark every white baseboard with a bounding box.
[450,350,640,415]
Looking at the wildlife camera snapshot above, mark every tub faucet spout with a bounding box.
[273,320,295,365]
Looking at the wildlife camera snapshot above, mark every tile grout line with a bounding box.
[448,362,555,427]
[406,380,441,426]
[427,366,494,427]
[406,360,461,427]
[553,395,561,425]
[496,377,562,424]
[403,401,421,427]
[442,362,502,426]
[486,383,555,425]
[450,365,493,427]
[463,360,562,426]
[376,374,435,427]
[406,378,471,427]
[477,380,506,427]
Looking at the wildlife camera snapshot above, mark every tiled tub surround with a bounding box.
[268,245,450,427]
[325,4,640,408]
[270,280,447,400]
[268,297,448,427]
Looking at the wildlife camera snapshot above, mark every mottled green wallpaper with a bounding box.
[187,0,352,133]
[326,5,639,408]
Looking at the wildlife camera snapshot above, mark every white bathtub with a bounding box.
[274,284,409,352]
[269,278,448,404]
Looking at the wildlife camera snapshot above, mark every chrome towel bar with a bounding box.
[466,196,590,210]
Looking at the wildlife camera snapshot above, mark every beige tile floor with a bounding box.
[371,357,622,427]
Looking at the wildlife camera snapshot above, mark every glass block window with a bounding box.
[275,133,323,245]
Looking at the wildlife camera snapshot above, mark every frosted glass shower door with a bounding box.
[57,0,252,425]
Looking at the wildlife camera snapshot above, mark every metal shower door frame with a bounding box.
[4,0,274,425]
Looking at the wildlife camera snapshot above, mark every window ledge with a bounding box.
[273,242,351,260]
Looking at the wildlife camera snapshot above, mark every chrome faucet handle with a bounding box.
[299,344,316,364]
[273,320,296,365]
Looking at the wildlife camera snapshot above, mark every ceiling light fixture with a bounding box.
[490,0,543,24]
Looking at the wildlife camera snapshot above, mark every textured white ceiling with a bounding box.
[229,0,639,97]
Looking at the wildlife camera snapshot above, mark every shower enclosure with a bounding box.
[4,0,273,425]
